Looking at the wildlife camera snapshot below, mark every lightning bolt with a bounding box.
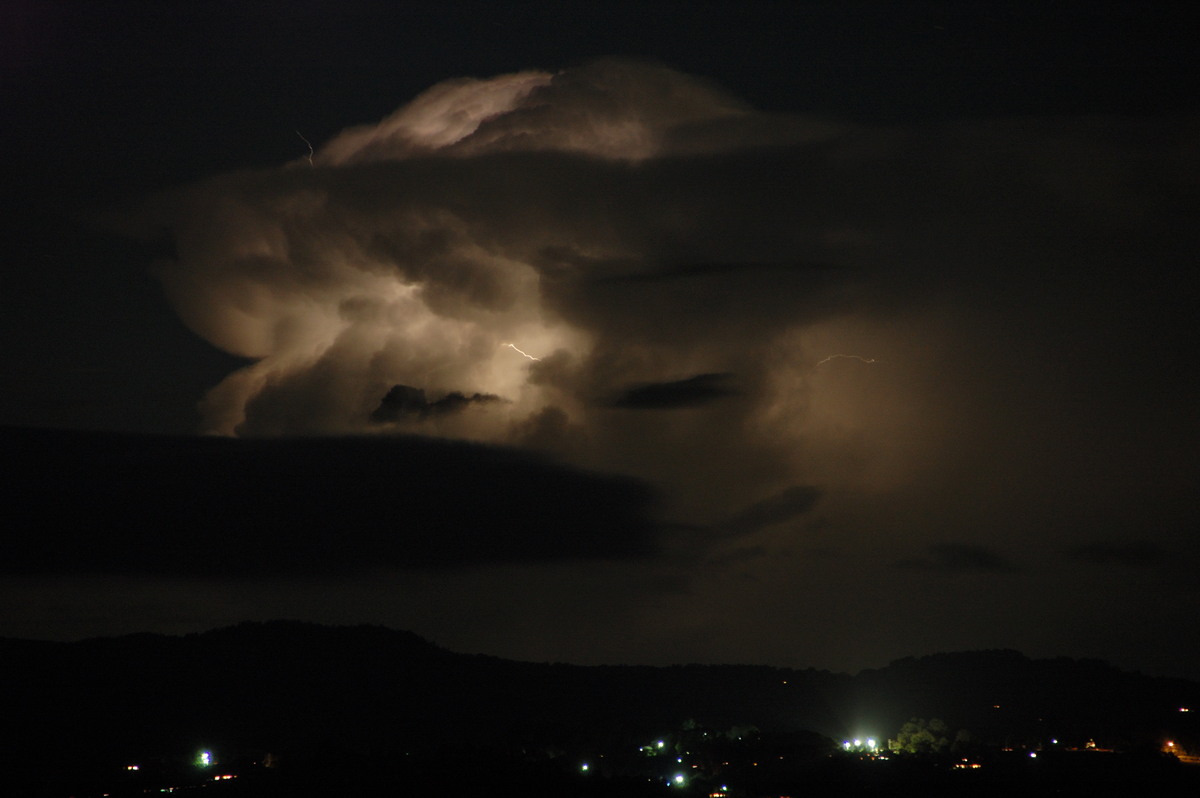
[502,343,541,361]
[296,131,314,166]
[817,354,880,365]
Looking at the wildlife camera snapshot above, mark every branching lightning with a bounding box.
[296,131,315,166]
[817,354,879,365]
[502,342,541,361]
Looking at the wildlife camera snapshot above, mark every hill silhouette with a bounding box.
[3,621,1198,796]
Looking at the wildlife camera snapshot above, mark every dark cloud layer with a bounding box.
[371,384,503,423]
[724,486,823,536]
[612,373,738,410]
[2,426,661,577]
[897,544,1018,574]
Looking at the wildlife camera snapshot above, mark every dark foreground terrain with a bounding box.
[3,621,1197,797]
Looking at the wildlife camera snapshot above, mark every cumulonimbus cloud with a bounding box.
[132,59,851,444]
[124,57,1195,545]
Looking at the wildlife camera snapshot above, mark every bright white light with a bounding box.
[502,342,541,361]
[853,739,862,747]
[866,738,876,749]
[197,751,212,767]
[657,741,665,749]
[581,763,589,772]
[674,774,685,784]
[1029,752,1037,758]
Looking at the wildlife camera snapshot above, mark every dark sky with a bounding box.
[3,1,1198,681]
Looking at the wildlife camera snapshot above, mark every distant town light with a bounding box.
[581,763,589,772]
[1181,707,1191,713]
[125,765,139,771]
[674,774,685,785]
[657,740,665,749]
[1029,752,1037,758]
[197,751,212,767]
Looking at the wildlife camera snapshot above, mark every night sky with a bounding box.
[3,1,1197,681]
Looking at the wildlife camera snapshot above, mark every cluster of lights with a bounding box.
[841,738,878,753]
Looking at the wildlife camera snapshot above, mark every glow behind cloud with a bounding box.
[138,59,1193,552]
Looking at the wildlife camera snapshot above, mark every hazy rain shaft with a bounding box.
[136,58,1196,599]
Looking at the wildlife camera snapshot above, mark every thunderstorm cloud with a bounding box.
[123,57,1195,569]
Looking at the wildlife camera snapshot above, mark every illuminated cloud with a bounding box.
[118,59,860,549]
[128,58,1196,557]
